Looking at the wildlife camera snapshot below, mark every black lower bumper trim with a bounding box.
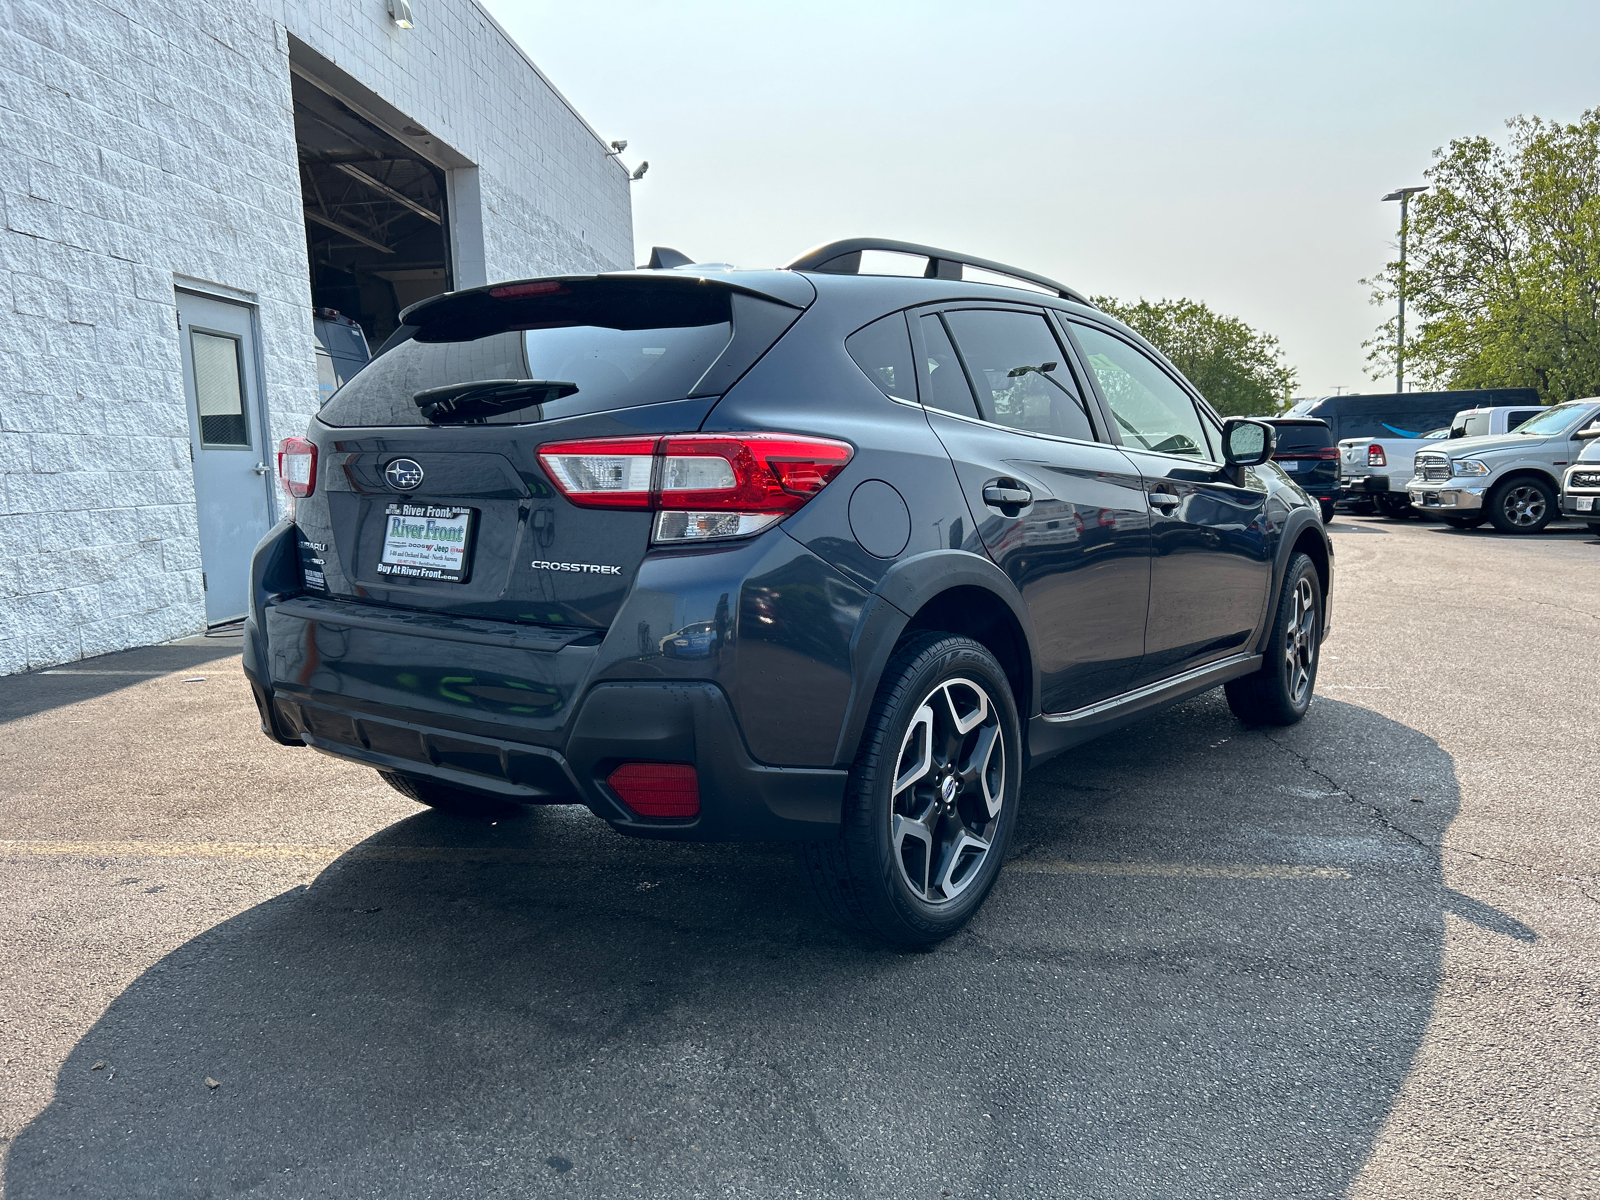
[265,680,846,842]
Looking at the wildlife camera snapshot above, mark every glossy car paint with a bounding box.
[243,264,1332,842]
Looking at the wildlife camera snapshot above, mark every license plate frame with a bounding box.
[1577,496,1595,512]
[377,503,477,584]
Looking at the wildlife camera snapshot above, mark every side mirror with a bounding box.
[1575,423,1600,440]
[1222,418,1275,467]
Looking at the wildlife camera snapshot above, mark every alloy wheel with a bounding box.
[889,678,1005,904]
[1285,576,1318,707]
[1501,484,1547,528]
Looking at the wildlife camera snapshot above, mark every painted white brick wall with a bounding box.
[0,0,632,676]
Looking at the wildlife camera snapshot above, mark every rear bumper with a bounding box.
[1340,474,1394,495]
[1407,483,1486,511]
[242,601,846,842]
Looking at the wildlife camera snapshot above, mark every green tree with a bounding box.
[1091,296,1297,417]
[1365,109,1600,402]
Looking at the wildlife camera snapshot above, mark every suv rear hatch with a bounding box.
[289,271,813,631]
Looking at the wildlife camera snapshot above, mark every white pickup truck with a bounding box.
[1408,399,1600,533]
[1339,405,1544,517]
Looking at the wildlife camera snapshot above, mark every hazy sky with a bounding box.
[481,0,1598,396]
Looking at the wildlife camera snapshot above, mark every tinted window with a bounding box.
[942,309,1095,441]
[1507,410,1539,430]
[919,314,981,418]
[845,312,917,402]
[1071,323,1211,459]
[320,321,732,428]
[1268,423,1334,454]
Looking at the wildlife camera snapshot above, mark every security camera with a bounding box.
[606,139,628,156]
[630,161,649,181]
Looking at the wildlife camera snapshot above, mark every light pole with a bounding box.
[1382,186,1429,393]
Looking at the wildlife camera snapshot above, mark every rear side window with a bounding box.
[918,314,981,419]
[845,312,917,402]
[1462,412,1492,437]
[942,308,1095,441]
[1507,410,1539,430]
[1269,423,1333,454]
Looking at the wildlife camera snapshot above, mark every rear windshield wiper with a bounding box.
[413,379,579,424]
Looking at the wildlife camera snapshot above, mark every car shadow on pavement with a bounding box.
[7,693,1486,1198]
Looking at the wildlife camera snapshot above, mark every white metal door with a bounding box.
[176,291,274,624]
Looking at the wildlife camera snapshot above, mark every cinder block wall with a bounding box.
[0,0,632,676]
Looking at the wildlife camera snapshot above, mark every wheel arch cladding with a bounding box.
[829,551,1040,768]
[901,587,1031,724]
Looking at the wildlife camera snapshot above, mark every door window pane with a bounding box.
[845,312,917,402]
[919,314,980,418]
[191,330,249,446]
[943,309,1094,441]
[1071,322,1211,459]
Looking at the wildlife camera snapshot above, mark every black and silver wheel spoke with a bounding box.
[890,677,1005,904]
[1283,577,1317,706]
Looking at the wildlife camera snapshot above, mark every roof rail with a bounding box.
[783,238,1090,306]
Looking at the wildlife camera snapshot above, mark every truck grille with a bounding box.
[1415,453,1450,482]
[1570,470,1600,490]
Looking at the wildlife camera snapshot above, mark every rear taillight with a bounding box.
[1367,444,1387,467]
[538,433,854,543]
[1313,446,1339,459]
[278,437,317,499]
[607,762,700,819]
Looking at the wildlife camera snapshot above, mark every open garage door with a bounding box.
[293,75,451,348]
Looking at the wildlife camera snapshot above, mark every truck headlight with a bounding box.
[1451,459,1490,477]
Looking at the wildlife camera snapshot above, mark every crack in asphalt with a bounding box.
[1261,730,1431,851]
[1263,732,1600,909]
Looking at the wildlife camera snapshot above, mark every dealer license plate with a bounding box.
[1577,496,1595,512]
[378,503,476,583]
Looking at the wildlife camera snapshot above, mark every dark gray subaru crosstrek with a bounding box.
[246,238,1332,945]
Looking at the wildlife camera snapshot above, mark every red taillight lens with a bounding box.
[658,434,853,513]
[278,437,317,499]
[538,432,854,542]
[607,762,700,819]
[1312,446,1340,459]
[1367,445,1387,467]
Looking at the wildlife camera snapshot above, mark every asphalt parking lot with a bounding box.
[2,515,1598,1199]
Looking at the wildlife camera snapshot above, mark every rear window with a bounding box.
[1269,422,1333,454]
[318,280,794,428]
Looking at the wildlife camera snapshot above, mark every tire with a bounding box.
[1319,499,1336,524]
[1486,477,1557,534]
[1225,553,1322,727]
[802,632,1021,946]
[1588,522,1600,537]
[378,770,521,818]
[1443,515,1485,530]
[1375,494,1411,519]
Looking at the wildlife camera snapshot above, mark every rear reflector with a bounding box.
[278,437,317,499]
[607,762,700,819]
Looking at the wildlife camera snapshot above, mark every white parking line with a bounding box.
[0,840,1352,879]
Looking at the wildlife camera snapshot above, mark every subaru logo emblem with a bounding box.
[385,458,424,491]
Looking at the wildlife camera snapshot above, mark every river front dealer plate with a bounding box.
[378,503,476,583]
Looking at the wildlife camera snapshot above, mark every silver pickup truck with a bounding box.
[1408,399,1600,533]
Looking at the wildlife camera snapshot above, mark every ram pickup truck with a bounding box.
[1338,425,1449,516]
[1560,430,1600,535]
[1408,399,1600,533]
[1342,406,1542,517]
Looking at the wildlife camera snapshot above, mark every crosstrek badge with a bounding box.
[531,559,622,575]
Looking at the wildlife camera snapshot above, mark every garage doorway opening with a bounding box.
[293,74,451,349]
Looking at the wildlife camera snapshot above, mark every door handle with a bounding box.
[983,485,1033,507]
[1148,490,1180,512]
[252,462,272,476]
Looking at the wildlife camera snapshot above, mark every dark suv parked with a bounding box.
[246,238,1332,944]
[1259,417,1339,523]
